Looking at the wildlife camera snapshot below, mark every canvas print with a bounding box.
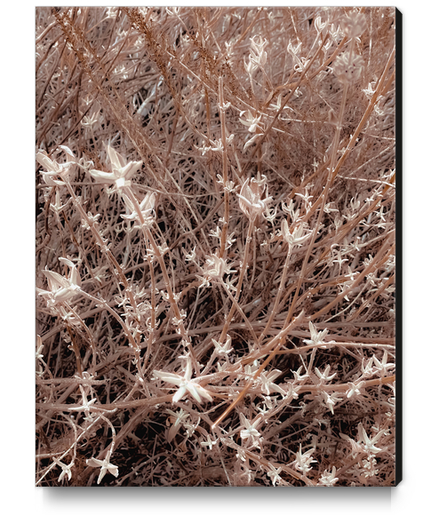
[36,6,398,486]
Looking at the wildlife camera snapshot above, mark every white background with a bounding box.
[1,1,426,513]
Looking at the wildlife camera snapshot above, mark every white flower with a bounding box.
[372,350,395,375]
[320,391,343,414]
[357,423,383,455]
[361,356,375,377]
[50,189,71,214]
[239,413,262,448]
[314,16,328,34]
[318,466,339,486]
[340,432,364,457]
[86,454,119,484]
[287,40,302,57]
[212,335,233,357]
[281,218,311,247]
[259,369,286,396]
[53,458,74,482]
[346,380,365,399]
[333,51,364,84]
[184,246,197,263]
[238,177,272,221]
[315,365,337,384]
[153,356,213,404]
[199,255,235,287]
[81,112,99,128]
[239,110,263,133]
[267,463,284,486]
[88,145,142,192]
[121,191,156,223]
[287,40,309,72]
[200,434,218,450]
[292,366,309,382]
[303,321,334,348]
[248,35,268,70]
[68,386,97,421]
[341,423,387,458]
[292,444,316,474]
[36,145,76,186]
[340,11,367,38]
[39,257,81,305]
[166,408,189,428]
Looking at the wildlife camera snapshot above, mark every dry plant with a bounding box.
[36,6,397,487]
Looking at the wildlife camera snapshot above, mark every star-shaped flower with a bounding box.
[39,257,81,305]
[267,463,284,486]
[239,110,263,133]
[68,386,97,421]
[303,321,334,348]
[53,458,74,482]
[239,413,263,448]
[281,218,311,248]
[121,191,156,223]
[318,466,339,486]
[88,145,142,192]
[237,177,272,221]
[36,145,76,186]
[314,364,337,384]
[212,335,233,357]
[292,444,316,474]
[153,357,213,404]
[357,423,383,455]
[259,369,286,396]
[86,454,119,484]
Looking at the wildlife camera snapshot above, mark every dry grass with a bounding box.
[36,6,396,486]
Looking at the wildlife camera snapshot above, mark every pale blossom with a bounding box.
[88,145,142,191]
[199,255,235,287]
[53,458,74,482]
[247,35,268,72]
[346,380,365,399]
[357,423,383,454]
[333,52,364,84]
[238,177,272,220]
[267,463,284,486]
[292,444,316,474]
[39,257,81,305]
[303,321,334,348]
[86,454,119,484]
[68,386,97,421]
[36,145,76,185]
[259,369,286,396]
[239,413,262,449]
[239,110,263,133]
[281,218,311,247]
[340,11,367,38]
[315,365,337,383]
[212,335,233,357]
[318,466,339,486]
[320,391,343,415]
[153,356,213,404]
[121,191,156,222]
